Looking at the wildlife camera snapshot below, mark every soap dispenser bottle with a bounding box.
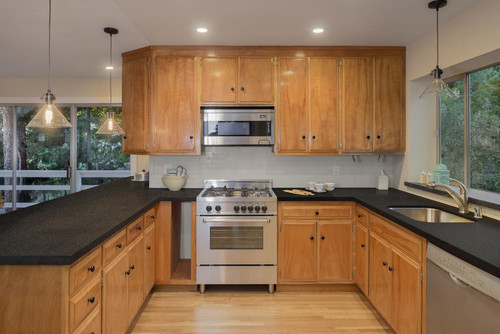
[377,169,389,190]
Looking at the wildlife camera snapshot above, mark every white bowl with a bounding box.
[162,175,187,191]
[325,183,336,191]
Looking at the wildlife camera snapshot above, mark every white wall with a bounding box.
[149,146,401,189]
[402,0,500,188]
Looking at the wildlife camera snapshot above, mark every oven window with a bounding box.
[210,226,264,249]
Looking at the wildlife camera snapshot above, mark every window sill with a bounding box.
[404,182,500,212]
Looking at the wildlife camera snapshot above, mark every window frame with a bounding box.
[440,62,500,204]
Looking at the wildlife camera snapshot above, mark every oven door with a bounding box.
[196,216,277,265]
[203,109,274,145]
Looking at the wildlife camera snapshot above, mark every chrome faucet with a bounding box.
[427,178,468,214]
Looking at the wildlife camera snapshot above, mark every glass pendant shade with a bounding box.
[419,67,457,99]
[97,111,124,135]
[27,90,72,128]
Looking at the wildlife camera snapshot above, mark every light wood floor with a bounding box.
[130,286,393,334]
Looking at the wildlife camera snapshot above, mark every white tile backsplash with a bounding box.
[149,146,403,189]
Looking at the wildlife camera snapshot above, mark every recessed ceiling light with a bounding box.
[313,28,324,34]
[197,27,208,33]
[105,66,113,70]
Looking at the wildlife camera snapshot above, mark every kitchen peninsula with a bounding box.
[1,178,500,333]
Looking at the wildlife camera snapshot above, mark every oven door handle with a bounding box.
[202,218,271,224]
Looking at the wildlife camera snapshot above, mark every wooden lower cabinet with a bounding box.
[144,223,156,295]
[103,251,129,334]
[366,212,423,334]
[127,235,145,323]
[355,224,369,295]
[278,202,353,284]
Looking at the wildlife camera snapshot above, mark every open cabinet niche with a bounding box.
[155,201,197,285]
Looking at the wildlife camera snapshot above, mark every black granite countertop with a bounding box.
[1,179,499,280]
[275,188,500,278]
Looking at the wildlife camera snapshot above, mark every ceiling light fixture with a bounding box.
[97,27,124,135]
[27,0,71,129]
[419,0,456,99]
[312,28,324,34]
[197,27,208,33]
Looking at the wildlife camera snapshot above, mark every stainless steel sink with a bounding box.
[388,207,476,223]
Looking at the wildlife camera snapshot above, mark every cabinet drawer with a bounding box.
[72,306,101,334]
[102,228,126,266]
[69,276,101,331]
[281,204,352,219]
[70,247,101,296]
[370,214,423,262]
[127,216,144,244]
[144,207,156,229]
[356,206,370,227]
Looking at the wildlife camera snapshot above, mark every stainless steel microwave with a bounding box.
[202,107,274,146]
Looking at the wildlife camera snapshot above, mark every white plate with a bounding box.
[306,187,315,191]
[312,189,327,193]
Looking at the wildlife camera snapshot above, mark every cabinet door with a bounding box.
[374,58,404,152]
[153,57,198,154]
[277,58,308,153]
[201,57,237,103]
[122,55,150,154]
[280,220,316,281]
[368,232,391,320]
[317,220,352,281]
[390,248,421,334]
[310,57,339,153]
[238,57,275,104]
[355,224,369,295]
[144,224,156,296]
[127,235,145,323]
[341,57,373,153]
[102,252,129,334]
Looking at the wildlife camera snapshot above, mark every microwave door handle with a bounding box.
[258,139,271,145]
[202,218,271,224]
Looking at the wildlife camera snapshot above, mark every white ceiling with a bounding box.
[0,0,483,78]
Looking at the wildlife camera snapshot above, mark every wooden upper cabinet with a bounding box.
[201,57,275,105]
[201,57,237,104]
[309,57,339,153]
[152,56,199,154]
[122,55,150,154]
[341,57,373,153]
[238,57,275,104]
[277,58,308,153]
[374,58,404,152]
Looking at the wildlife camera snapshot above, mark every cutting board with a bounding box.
[283,189,315,196]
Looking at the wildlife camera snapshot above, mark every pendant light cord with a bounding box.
[109,32,113,109]
[48,0,52,91]
[436,6,440,69]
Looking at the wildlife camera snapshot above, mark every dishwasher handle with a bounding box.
[449,273,470,288]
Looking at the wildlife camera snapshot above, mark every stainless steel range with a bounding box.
[196,180,277,294]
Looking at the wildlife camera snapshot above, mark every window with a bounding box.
[439,63,500,199]
[0,105,129,213]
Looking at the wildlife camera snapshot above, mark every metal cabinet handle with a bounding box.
[361,243,365,248]
[388,266,394,271]
[130,265,135,270]
[116,243,122,249]
[321,236,325,240]
[302,136,306,139]
[150,215,155,219]
[190,136,193,139]
[358,214,362,218]
[125,270,131,275]
[382,261,388,266]
[315,211,319,215]
[231,87,235,91]
[241,87,245,91]
[87,265,95,272]
[367,135,371,139]
[312,136,316,139]
[88,297,95,303]
[377,135,381,139]
[136,226,142,231]
[123,136,127,139]
[147,246,152,250]
[310,236,314,240]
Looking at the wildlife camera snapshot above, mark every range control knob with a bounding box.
[215,205,221,212]
[206,205,212,212]
[255,205,261,212]
[241,205,247,212]
[234,205,240,212]
[262,205,268,213]
[248,205,254,212]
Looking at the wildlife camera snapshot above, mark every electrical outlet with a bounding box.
[332,165,340,176]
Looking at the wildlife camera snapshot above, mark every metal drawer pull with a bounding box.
[87,265,95,272]
[88,296,95,303]
[202,218,270,224]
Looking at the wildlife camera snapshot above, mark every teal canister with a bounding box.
[433,163,450,185]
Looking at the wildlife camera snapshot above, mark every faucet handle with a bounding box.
[473,206,482,219]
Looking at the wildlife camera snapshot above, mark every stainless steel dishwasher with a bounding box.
[426,243,500,333]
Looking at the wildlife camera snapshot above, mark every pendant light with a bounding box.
[419,0,456,99]
[27,0,72,129]
[97,27,124,135]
